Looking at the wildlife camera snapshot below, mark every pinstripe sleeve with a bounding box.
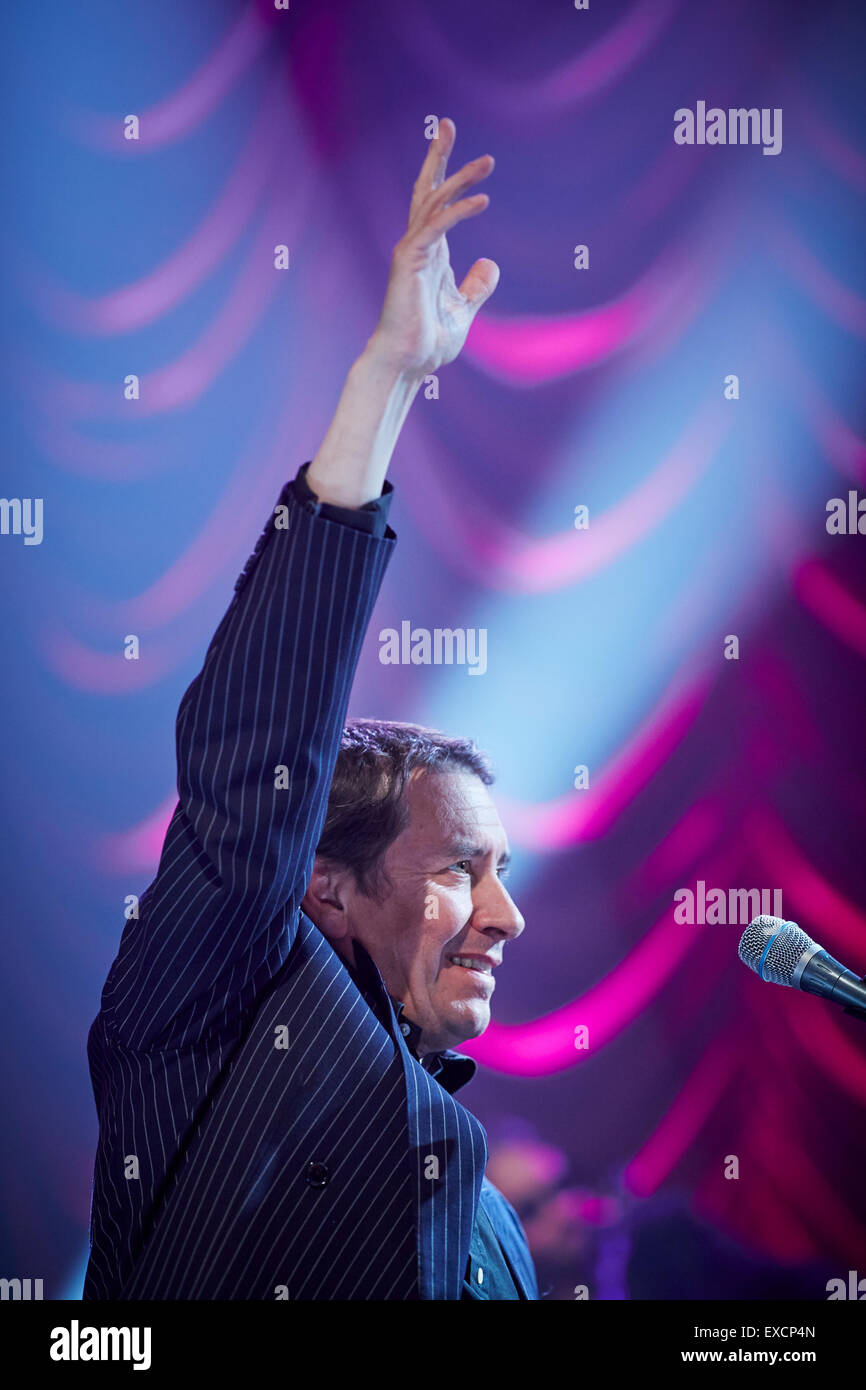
[100,477,395,1051]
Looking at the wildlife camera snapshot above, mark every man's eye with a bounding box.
[450,860,472,873]
[497,865,510,880]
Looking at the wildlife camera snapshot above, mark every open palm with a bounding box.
[372,118,499,376]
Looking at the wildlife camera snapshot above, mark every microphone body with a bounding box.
[738,916,866,1020]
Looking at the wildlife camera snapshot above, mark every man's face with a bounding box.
[344,768,525,1056]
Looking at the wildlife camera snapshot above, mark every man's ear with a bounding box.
[301,857,354,945]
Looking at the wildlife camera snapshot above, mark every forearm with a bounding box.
[109,485,395,1050]
[176,482,393,911]
[307,119,497,508]
[306,334,424,509]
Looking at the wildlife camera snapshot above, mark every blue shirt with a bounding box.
[388,999,524,1299]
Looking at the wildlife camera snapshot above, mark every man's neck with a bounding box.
[390,997,444,1063]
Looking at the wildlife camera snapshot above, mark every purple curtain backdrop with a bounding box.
[1,0,864,1299]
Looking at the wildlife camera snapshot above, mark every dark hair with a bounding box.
[316,718,495,900]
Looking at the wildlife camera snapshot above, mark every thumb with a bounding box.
[459,257,500,312]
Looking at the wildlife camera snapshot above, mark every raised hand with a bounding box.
[370,118,499,377]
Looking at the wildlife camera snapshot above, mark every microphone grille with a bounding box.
[738,915,818,987]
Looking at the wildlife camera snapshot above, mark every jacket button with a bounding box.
[477,1267,484,1285]
[305,1161,330,1187]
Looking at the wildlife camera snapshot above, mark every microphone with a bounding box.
[738,915,866,1021]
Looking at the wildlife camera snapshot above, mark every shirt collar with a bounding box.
[344,936,476,1095]
[388,997,477,1095]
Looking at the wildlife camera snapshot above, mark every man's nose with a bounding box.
[474,877,525,940]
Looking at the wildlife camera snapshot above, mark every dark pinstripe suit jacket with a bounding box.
[83,471,538,1301]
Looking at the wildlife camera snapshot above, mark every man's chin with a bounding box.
[443,999,490,1047]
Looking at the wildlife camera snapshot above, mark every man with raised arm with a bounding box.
[84,118,538,1301]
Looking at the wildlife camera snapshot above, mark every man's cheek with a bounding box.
[424,883,471,927]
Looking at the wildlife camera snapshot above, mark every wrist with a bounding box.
[306,340,422,510]
[357,332,427,390]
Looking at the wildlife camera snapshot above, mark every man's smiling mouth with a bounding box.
[447,954,498,975]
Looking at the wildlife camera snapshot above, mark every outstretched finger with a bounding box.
[409,118,456,223]
[428,154,494,215]
[414,192,490,250]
